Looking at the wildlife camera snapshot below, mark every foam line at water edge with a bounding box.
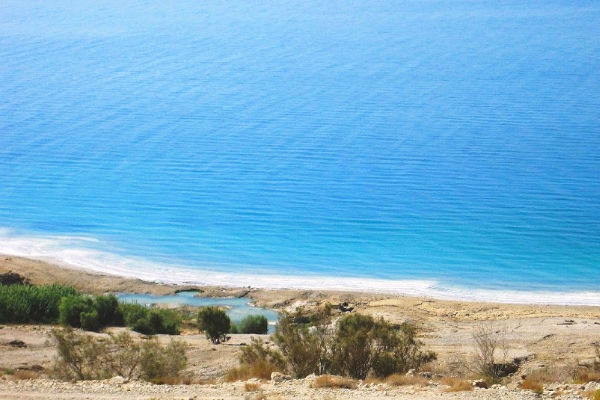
[0,229,598,306]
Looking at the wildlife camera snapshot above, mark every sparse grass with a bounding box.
[441,377,473,392]
[573,368,600,384]
[524,367,572,385]
[12,370,40,380]
[191,377,217,385]
[384,373,428,386]
[225,360,281,382]
[0,367,16,376]
[583,389,600,400]
[311,375,358,389]
[520,378,544,394]
[245,382,261,392]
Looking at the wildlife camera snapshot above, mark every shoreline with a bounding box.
[1,230,599,306]
[2,254,599,321]
[1,245,600,306]
[2,254,600,400]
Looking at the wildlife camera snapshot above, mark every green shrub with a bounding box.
[52,328,187,382]
[119,303,181,335]
[0,283,178,335]
[268,311,435,379]
[80,309,101,332]
[234,315,268,334]
[0,284,78,323]
[372,320,436,377]
[59,295,94,328]
[273,313,326,377]
[120,302,148,326]
[152,309,181,335]
[93,295,123,327]
[197,306,230,343]
[330,314,436,379]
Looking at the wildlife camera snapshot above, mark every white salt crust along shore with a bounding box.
[1,229,599,306]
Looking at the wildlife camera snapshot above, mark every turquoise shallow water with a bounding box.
[0,0,599,301]
[117,292,279,333]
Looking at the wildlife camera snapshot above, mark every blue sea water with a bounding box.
[0,0,599,302]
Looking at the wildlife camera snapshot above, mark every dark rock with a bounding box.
[493,362,519,377]
[8,340,26,348]
[558,319,576,326]
[0,272,29,286]
[337,302,354,312]
[472,379,488,389]
[292,315,311,324]
[16,365,43,372]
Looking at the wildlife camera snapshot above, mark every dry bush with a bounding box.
[11,370,40,380]
[226,337,285,381]
[140,338,187,382]
[472,324,508,380]
[520,378,544,394]
[226,359,281,382]
[441,377,473,392]
[384,373,428,386]
[311,375,357,389]
[52,328,187,382]
[583,390,600,400]
[444,355,471,377]
[245,382,261,392]
[573,368,600,384]
[53,328,110,380]
[524,366,575,384]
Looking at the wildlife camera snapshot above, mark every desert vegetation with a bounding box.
[52,328,187,382]
[227,306,436,381]
[197,307,269,342]
[0,283,181,334]
[230,314,269,334]
[2,270,600,399]
[197,306,231,343]
[119,303,181,335]
[0,284,78,323]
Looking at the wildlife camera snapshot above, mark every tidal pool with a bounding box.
[117,291,279,333]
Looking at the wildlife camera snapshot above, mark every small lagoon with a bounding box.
[117,291,279,333]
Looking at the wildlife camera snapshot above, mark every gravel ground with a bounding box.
[0,377,598,400]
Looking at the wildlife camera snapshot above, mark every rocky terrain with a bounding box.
[1,255,599,399]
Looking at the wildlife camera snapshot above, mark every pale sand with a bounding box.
[1,255,599,399]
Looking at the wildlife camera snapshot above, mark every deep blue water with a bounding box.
[0,0,599,297]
